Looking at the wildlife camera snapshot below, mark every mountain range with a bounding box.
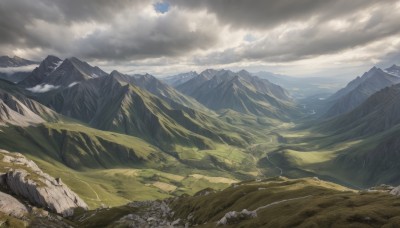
[162,71,198,87]
[19,56,108,88]
[0,56,38,67]
[2,54,400,226]
[323,66,400,118]
[254,71,349,99]
[0,56,39,83]
[174,69,299,120]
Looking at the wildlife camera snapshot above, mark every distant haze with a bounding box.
[0,64,38,75]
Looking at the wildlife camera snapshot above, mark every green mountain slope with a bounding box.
[319,83,400,138]
[0,79,59,125]
[323,67,400,118]
[176,69,299,120]
[110,70,208,111]
[0,121,258,207]
[68,177,400,227]
[32,74,252,149]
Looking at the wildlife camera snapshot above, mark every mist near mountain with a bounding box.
[1,54,400,227]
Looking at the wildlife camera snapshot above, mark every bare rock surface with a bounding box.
[0,191,28,218]
[390,185,400,196]
[115,200,187,227]
[0,149,88,217]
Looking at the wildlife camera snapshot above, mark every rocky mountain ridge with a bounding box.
[176,69,298,119]
[323,66,400,118]
[0,56,38,68]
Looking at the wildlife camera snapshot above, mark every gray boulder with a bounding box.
[390,185,400,196]
[0,149,88,217]
[0,191,28,218]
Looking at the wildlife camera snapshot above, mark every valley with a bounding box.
[2,1,400,226]
[1,55,400,227]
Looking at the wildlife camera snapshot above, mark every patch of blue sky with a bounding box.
[154,1,170,14]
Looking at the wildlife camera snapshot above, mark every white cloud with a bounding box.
[0,0,399,78]
[27,84,60,93]
[68,82,79,87]
[0,64,38,75]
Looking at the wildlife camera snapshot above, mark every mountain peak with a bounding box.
[65,56,82,65]
[386,64,400,71]
[160,71,199,87]
[385,64,400,76]
[12,55,23,60]
[0,55,38,67]
[200,69,219,77]
[19,56,107,88]
[110,70,121,75]
[238,69,250,74]
[44,55,61,62]
[325,65,400,118]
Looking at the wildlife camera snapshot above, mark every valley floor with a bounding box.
[0,107,393,211]
[21,116,357,208]
[20,114,370,209]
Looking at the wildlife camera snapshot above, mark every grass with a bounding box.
[174,144,257,174]
[282,150,337,166]
[1,109,392,212]
[0,119,269,209]
[171,177,400,227]
[71,205,140,228]
[0,212,27,228]
[3,86,399,216]
[26,153,244,208]
[189,174,237,184]
[6,176,400,227]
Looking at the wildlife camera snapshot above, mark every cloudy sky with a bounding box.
[1,0,400,77]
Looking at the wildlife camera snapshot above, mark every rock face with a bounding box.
[324,67,400,118]
[116,200,186,227]
[217,209,257,226]
[176,69,297,119]
[0,149,88,216]
[390,186,400,196]
[0,90,45,126]
[0,56,37,67]
[0,191,28,218]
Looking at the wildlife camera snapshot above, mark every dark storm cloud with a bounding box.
[0,0,146,54]
[0,0,399,70]
[191,1,400,65]
[74,12,220,60]
[0,0,220,60]
[170,0,397,30]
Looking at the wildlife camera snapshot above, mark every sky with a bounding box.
[0,0,399,78]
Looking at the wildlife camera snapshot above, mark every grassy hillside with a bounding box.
[176,70,301,120]
[171,177,400,227]
[66,177,400,227]
[33,75,253,150]
[0,122,261,208]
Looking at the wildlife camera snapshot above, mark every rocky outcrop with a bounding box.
[113,200,186,227]
[0,191,28,218]
[217,209,257,226]
[390,185,400,196]
[0,149,88,217]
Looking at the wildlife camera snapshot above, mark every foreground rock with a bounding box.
[122,200,187,227]
[0,149,88,217]
[217,209,257,226]
[0,191,28,218]
[390,185,400,196]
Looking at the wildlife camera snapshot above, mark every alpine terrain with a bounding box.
[1,1,400,227]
